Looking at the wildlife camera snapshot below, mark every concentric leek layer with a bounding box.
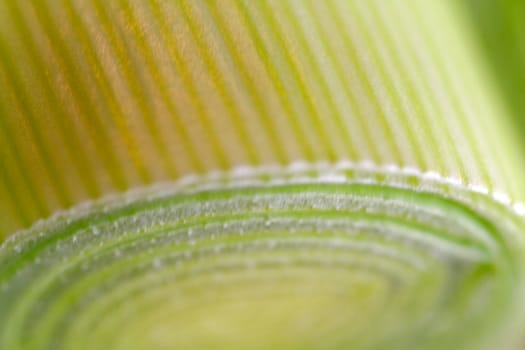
[0,165,524,350]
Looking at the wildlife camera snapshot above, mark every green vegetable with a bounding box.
[0,1,524,349]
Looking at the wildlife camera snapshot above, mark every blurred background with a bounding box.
[464,0,525,151]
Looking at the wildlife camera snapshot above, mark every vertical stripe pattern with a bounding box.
[0,0,524,237]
